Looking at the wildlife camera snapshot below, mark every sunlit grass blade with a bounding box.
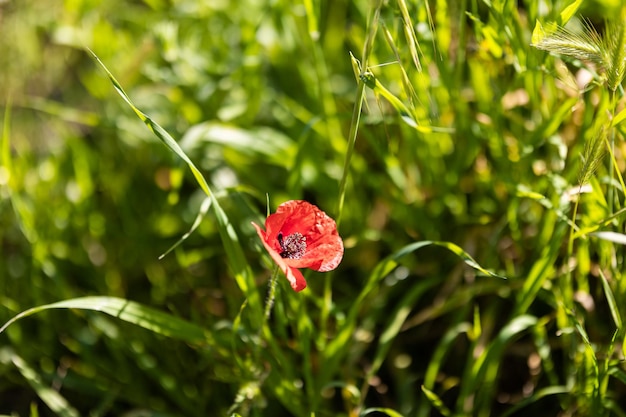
[336,75,366,224]
[359,71,420,130]
[421,386,451,417]
[516,185,578,230]
[359,71,454,133]
[87,48,263,324]
[380,21,418,107]
[0,296,212,345]
[591,231,626,245]
[429,240,505,278]
[337,0,384,223]
[558,0,585,26]
[87,48,211,197]
[361,407,404,417]
[611,105,626,127]
[0,348,80,417]
[396,0,423,72]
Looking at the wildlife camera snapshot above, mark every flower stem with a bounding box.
[263,265,280,322]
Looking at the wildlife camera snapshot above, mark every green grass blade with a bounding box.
[87,48,211,197]
[336,65,366,224]
[322,240,503,388]
[558,0,584,26]
[428,241,505,278]
[337,0,384,222]
[0,296,212,345]
[466,315,538,413]
[612,105,626,127]
[87,48,262,324]
[591,231,626,245]
[499,386,570,417]
[367,276,440,378]
[0,348,80,417]
[598,269,622,330]
[159,196,212,259]
[361,407,404,417]
[421,386,451,417]
[396,0,423,71]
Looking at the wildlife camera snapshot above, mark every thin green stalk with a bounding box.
[336,0,383,224]
[263,265,281,324]
[334,80,361,220]
[325,0,384,356]
[608,91,616,213]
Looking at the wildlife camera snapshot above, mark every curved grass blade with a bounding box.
[0,348,80,417]
[598,269,622,330]
[499,386,570,417]
[421,386,451,417]
[87,49,262,324]
[322,240,504,388]
[516,185,578,230]
[558,0,584,26]
[429,240,505,278]
[87,48,210,197]
[361,407,404,417]
[0,296,211,345]
[591,231,626,245]
[467,315,538,411]
[396,0,423,72]
[159,196,212,259]
[367,276,440,380]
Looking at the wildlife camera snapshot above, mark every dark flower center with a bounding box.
[277,232,307,259]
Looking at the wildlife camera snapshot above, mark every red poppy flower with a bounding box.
[252,200,344,292]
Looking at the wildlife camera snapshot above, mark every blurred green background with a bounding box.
[3,0,626,416]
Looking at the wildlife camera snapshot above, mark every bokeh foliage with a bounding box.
[3,0,626,416]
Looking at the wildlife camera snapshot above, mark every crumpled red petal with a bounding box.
[252,200,343,292]
[251,221,307,291]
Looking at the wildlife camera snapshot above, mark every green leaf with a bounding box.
[0,296,211,345]
[558,0,584,26]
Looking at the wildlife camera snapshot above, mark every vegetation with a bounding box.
[3,0,626,415]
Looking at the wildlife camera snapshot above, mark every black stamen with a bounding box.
[277,232,306,259]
